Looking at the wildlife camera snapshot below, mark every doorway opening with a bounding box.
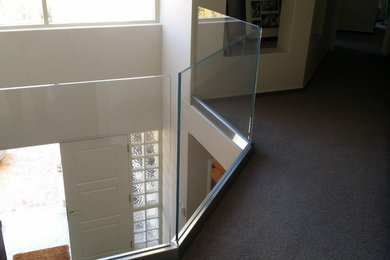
[0,143,69,259]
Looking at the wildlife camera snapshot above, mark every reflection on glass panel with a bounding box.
[133,195,145,207]
[132,171,145,182]
[146,207,158,219]
[146,229,159,241]
[146,169,158,180]
[134,221,146,233]
[132,183,145,195]
[133,210,145,221]
[146,181,158,192]
[145,131,158,142]
[145,156,158,168]
[146,193,158,205]
[132,145,144,157]
[134,232,146,244]
[146,218,159,230]
[145,143,158,155]
[132,158,144,170]
[131,133,144,144]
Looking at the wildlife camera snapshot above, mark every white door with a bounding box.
[60,135,132,260]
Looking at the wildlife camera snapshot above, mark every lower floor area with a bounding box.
[0,144,69,259]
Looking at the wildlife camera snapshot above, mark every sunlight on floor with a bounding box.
[0,144,70,259]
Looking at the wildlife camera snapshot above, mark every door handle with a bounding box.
[69,210,81,215]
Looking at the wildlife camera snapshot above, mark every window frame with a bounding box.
[0,0,159,30]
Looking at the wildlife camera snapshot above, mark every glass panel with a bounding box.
[146,169,158,180]
[145,156,158,168]
[146,218,159,230]
[0,0,44,26]
[146,193,158,205]
[146,181,159,193]
[147,240,159,247]
[132,183,145,195]
[131,145,144,157]
[134,232,146,244]
[145,143,158,155]
[146,207,159,219]
[134,243,146,250]
[133,195,145,207]
[47,0,155,24]
[176,7,260,240]
[132,158,144,170]
[133,210,146,222]
[0,75,171,257]
[132,171,145,183]
[145,131,159,142]
[134,221,146,233]
[131,133,144,145]
[146,229,159,241]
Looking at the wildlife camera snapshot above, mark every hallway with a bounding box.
[183,35,390,258]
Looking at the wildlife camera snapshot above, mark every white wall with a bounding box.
[258,0,316,92]
[338,0,378,33]
[186,135,213,218]
[0,25,162,88]
[160,0,194,238]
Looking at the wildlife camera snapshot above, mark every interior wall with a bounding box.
[338,0,378,33]
[179,102,243,224]
[186,134,214,218]
[258,0,316,92]
[0,25,162,88]
[304,0,341,83]
[160,0,193,238]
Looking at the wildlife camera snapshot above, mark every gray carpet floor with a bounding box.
[182,37,390,258]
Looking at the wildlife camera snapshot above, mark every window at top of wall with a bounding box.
[0,0,156,27]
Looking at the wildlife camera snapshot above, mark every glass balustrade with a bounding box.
[176,7,261,240]
[0,75,174,259]
[0,7,261,260]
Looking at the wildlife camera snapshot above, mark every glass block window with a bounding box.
[129,130,161,250]
[132,207,159,249]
